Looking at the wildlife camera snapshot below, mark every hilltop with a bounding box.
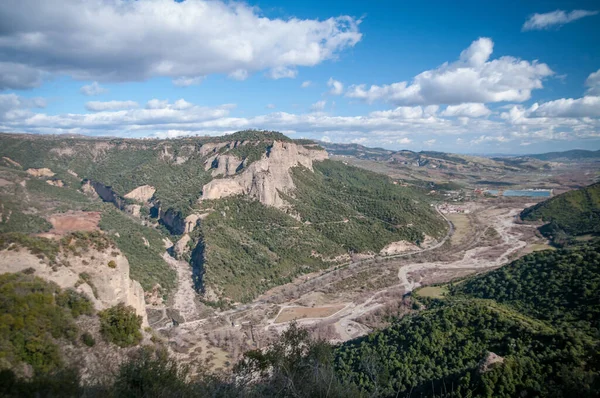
[520,182,600,244]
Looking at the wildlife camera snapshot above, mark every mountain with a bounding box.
[0,131,446,305]
[524,149,600,161]
[520,182,600,244]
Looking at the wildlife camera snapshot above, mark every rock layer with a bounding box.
[201,141,327,208]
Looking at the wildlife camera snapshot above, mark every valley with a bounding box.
[0,130,598,394]
[160,198,552,371]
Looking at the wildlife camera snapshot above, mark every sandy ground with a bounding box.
[39,211,101,238]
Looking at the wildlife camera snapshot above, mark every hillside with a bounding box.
[520,182,600,244]
[334,240,600,397]
[0,131,446,304]
[524,149,600,161]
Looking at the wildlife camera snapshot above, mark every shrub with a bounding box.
[98,303,142,348]
[81,332,95,347]
[55,289,94,317]
[107,260,117,268]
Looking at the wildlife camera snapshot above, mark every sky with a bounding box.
[0,0,599,154]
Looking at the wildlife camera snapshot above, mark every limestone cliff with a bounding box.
[201,141,328,208]
[0,244,148,326]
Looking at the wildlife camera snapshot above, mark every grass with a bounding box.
[446,213,471,245]
[416,285,448,299]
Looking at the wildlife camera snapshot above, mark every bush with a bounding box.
[98,303,142,348]
[81,332,95,347]
[55,288,94,318]
[107,260,117,268]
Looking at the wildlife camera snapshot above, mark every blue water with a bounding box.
[485,189,551,197]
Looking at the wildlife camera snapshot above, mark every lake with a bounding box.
[485,189,552,197]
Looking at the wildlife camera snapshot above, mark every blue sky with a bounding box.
[0,0,599,154]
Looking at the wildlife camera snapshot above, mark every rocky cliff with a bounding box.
[0,241,148,326]
[201,141,328,208]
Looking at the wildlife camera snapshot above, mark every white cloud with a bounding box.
[173,76,205,87]
[441,103,491,118]
[522,9,598,31]
[585,69,600,95]
[0,0,361,89]
[321,136,332,143]
[310,100,327,112]
[529,96,600,118]
[266,66,297,80]
[423,139,436,146]
[266,104,276,109]
[2,94,598,150]
[346,38,553,105]
[80,82,108,96]
[301,81,312,88]
[327,78,344,95]
[85,100,139,112]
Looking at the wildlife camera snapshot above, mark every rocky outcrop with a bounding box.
[201,141,328,208]
[2,157,22,168]
[26,167,55,177]
[159,208,187,235]
[90,180,126,209]
[46,179,64,187]
[124,185,156,202]
[205,154,244,177]
[0,245,148,326]
[174,234,191,257]
[183,213,209,234]
[379,240,419,256]
[198,142,229,157]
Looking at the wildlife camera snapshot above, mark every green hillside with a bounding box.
[334,240,600,397]
[520,182,600,244]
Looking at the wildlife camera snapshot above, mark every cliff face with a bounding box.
[201,141,328,208]
[0,245,148,326]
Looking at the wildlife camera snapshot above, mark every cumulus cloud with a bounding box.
[80,82,108,96]
[522,9,598,31]
[310,100,327,112]
[0,0,361,89]
[301,81,312,88]
[441,103,491,118]
[1,94,598,150]
[529,96,600,118]
[423,139,436,146]
[85,100,139,112]
[0,62,43,90]
[346,38,553,105]
[173,76,205,87]
[327,78,344,95]
[266,104,276,109]
[585,69,600,95]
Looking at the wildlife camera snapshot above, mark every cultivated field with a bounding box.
[274,305,346,323]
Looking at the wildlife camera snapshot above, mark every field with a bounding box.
[446,213,471,245]
[416,285,448,299]
[274,305,346,323]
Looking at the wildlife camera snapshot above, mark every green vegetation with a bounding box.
[199,160,446,303]
[452,241,600,335]
[0,233,60,263]
[334,240,600,397]
[81,332,95,347]
[521,182,600,244]
[288,160,445,250]
[0,273,92,373]
[99,208,176,292]
[200,197,344,302]
[98,303,143,348]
